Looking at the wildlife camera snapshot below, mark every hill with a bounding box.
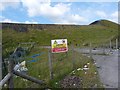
[90,19,118,29]
[2,19,119,58]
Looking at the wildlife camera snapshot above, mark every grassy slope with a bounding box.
[2,20,118,58]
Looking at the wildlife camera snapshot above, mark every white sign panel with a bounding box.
[51,39,68,53]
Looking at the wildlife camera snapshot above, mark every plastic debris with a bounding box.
[20,61,26,67]
[77,68,81,71]
[87,63,90,65]
[73,72,75,74]
[4,84,7,87]
[84,65,88,68]
[73,84,76,86]
[94,72,97,74]
[83,67,89,70]
[72,70,75,73]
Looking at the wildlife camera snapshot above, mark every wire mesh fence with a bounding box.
[1,38,119,88]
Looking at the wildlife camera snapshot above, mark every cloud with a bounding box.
[0,16,19,23]
[111,11,118,18]
[67,14,87,22]
[0,0,20,11]
[95,10,118,23]
[109,11,118,23]
[0,16,38,24]
[1,18,15,23]
[1,1,118,25]
[20,0,88,24]
[96,11,107,18]
[21,0,70,18]
[64,0,119,2]
[52,14,88,25]
[25,21,38,24]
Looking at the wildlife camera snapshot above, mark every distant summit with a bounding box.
[89,19,118,29]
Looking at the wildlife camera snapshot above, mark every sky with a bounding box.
[0,0,119,25]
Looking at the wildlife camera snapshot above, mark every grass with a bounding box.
[10,45,103,88]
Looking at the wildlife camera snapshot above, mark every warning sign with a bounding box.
[51,39,68,53]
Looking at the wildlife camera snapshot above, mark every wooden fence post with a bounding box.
[8,58,14,89]
[116,39,118,49]
[0,53,2,81]
[110,40,112,51]
[103,44,105,55]
[48,49,53,79]
[72,45,75,70]
[0,73,11,87]
[89,42,92,58]
[13,71,45,85]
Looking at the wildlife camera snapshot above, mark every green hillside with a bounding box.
[2,19,118,58]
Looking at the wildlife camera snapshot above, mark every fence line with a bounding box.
[0,58,45,88]
[0,42,46,89]
[1,39,119,88]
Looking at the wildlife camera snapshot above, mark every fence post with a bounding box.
[103,44,105,55]
[0,51,2,81]
[8,58,14,89]
[72,45,75,70]
[110,40,112,51]
[13,71,45,85]
[48,49,53,79]
[116,39,118,49]
[89,42,92,58]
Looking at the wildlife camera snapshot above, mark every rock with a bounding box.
[60,76,82,88]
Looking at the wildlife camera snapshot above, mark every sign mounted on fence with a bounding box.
[51,39,68,53]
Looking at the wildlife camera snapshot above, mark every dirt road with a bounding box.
[75,48,118,88]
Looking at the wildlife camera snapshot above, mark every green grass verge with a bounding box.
[9,46,104,88]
